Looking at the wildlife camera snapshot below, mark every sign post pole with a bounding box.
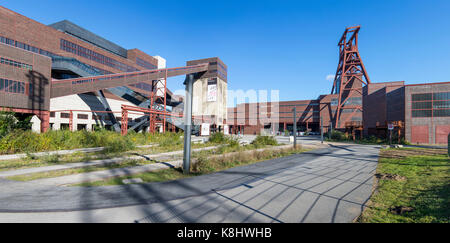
[183,74,194,174]
[293,107,297,149]
[321,117,324,144]
[388,123,394,145]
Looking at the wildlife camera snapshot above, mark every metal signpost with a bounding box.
[328,121,332,140]
[293,107,297,148]
[321,117,324,144]
[388,123,394,145]
[183,74,194,174]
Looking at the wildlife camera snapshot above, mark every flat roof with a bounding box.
[49,20,128,58]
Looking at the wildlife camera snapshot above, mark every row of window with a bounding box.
[0,36,58,58]
[412,100,450,110]
[331,97,362,106]
[61,39,140,73]
[210,61,228,72]
[0,78,27,94]
[217,69,227,80]
[52,112,138,123]
[340,109,362,114]
[412,92,450,101]
[411,92,450,117]
[0,57,33,71]
[412,109,450,117]
[136,57,157,70]
[280,103,319,107]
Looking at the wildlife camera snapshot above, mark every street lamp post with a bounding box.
[321,116,324,144]
[293,107,297,148]
[183,74,194,174]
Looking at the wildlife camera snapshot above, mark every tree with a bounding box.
[0,111,16,138]
[0,111,32,138]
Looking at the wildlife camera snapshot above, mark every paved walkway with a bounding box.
[30,145,294,186]
[0,146,218,179]
[0,143,380,223]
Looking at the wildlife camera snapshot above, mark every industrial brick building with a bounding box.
[227,26,450,145]
[227,81,450,145]
[0,6,227,134]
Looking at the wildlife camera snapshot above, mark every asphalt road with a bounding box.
[0,143,380,223]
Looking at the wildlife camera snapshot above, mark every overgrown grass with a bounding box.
[192,147,304,174]
[76,146,308,187]
[359,148,450,223]
[7,159,152,182]
[74,168,192,187]
[0,140,216,172]
[0,151,107,172]
[0,129,187,155]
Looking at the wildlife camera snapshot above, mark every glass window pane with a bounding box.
[434,101,450,109]
[434,109,450,117]
[412,93,432,101]
[434,92,450,101]
[412,102,432,109]
[412,110,432,117]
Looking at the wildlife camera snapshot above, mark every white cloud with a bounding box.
[326,74,335,82]
[327,74,335,81]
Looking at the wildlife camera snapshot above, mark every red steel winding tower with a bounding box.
[331,26,371,129]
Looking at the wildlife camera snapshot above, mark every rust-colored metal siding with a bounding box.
[411,125,429,144]
[436,125,450,144]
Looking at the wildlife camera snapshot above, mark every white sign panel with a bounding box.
[207,84,217,102]
[224,125,229,135]
[201,123,210,136]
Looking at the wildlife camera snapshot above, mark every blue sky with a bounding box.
[2,0,450,105]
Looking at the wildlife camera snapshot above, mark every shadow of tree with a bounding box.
[406,180,450,222]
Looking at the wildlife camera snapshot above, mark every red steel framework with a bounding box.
[331,26,371,129]
[50,107,214,136]
[149,70,168,133]
[121,105,183,136]
[49,64,209,134]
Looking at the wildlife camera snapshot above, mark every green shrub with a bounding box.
[330,130,348,141]
[252,135,278,147]
[209,132,228,144]
[0,112,17,138]
[227,137,240,148]
[0,129,183,155]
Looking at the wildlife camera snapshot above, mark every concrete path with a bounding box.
[30,145,296,186]
[32,160,183,186]
[0,143,380,223]
[0,146,218,178]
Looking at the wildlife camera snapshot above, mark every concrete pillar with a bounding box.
[38,111,50,133]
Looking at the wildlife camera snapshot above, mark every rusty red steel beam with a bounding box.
[121,105,184,118]
[331,26,371,129]
[50,64,208,98]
